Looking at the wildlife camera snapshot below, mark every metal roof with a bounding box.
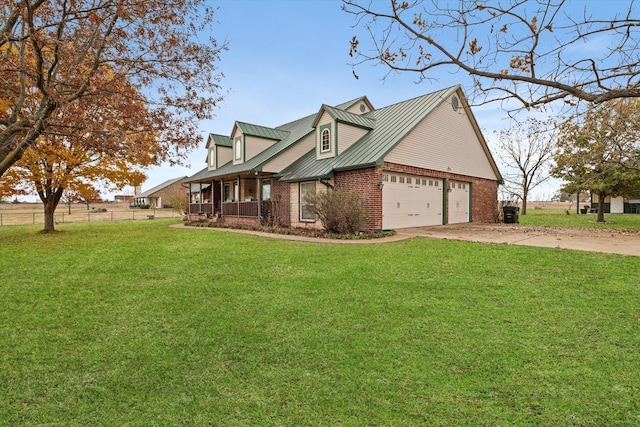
[210,134,232,147]
[278,86,461,181]
[184,88,502,185]
[314,104,376,130]
[235,122,290,141]
[137,176,187,197]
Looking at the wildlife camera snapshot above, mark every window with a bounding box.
[300,182,316,221]
[399,176,405,183]
[208,148,215,168]
[429,180,433,186]
[390,175,397,183]
[235,138,242,160]
[407,177,412,184]
[434,180,438,187]
[262,180,271,201]
[224,184,231,202]
[321,129,330,152]
[382,174,389,182]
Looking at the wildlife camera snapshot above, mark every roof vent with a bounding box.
[451,96,459,112]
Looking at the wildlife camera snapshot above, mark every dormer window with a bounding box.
[234,138,242,160]
[321,128,330,152]
[208,147,215,168]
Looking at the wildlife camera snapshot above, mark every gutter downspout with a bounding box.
[319,177,334,189]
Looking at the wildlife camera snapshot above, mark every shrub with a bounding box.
[305,189,368,234]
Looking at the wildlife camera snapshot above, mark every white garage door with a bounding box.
[448,180,470,224]
[382,173,443,229]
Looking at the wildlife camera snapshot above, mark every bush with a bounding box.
[306,189,368,234]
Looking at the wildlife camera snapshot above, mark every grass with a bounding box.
[520,207,640,229]
[1,218,639,425]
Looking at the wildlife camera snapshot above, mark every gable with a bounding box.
[384,93,499,181]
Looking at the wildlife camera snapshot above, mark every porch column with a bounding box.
[236,176,240,217]
[210,180,215,214]
[199,182,203,213]
[220,179,224,216]
[257,175,262,221]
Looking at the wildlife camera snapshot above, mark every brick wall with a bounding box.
[270,180,290,227]
[334,167,383,230]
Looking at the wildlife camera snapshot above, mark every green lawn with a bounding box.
[520,206,640,229]
[1,219,639,425]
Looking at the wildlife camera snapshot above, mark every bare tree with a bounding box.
[343,0,640,111]
[494,117,557,214]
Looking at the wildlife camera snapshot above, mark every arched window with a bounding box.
[235,138,242,160]
[321,128,330,152]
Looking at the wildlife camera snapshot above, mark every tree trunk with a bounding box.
[39,188,64,232]
[521,187,528,215]
[43,199,57,232]
[597,191,606,223]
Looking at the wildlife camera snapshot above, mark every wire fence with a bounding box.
[0,208,182,227]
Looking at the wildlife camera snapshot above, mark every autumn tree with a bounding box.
[344,0,640,111]
[1,128,148,231]
[0,0,225,178]
[494,117,557,214]
[551,99,640,223]
[62,183,103,213]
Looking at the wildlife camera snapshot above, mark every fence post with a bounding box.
[33,213,35,224]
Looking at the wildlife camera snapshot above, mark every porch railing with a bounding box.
[189,204,213,215]
[222,201,259,217]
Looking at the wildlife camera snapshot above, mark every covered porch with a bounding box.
[187,174,274,225]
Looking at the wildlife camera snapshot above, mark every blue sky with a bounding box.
[130,0,508,198]
[130,0,616,202]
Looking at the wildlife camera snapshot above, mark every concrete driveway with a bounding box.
[177,223,640,256]
[397,223,640,257]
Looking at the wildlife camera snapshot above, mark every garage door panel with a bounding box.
[448,181,470,224]
[382,173,443,229]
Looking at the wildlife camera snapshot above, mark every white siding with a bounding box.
[337,123,368,155]
[245,135,277,161]
[217,146,232,168]
[385,98,498,180]
[263,133,314,173]
[346,101,371,115]
[316,112,335,160]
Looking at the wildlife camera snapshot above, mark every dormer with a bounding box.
[343,96,375,116]
[231,121,289,165]
[312,104,375,160]
[206,133,232,171]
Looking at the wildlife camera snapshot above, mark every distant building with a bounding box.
[134,176,188,208]
[114,195,134,204]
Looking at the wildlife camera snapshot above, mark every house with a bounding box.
[184,85,502,230]
[134,176,188,208]
[590,192,640,214]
